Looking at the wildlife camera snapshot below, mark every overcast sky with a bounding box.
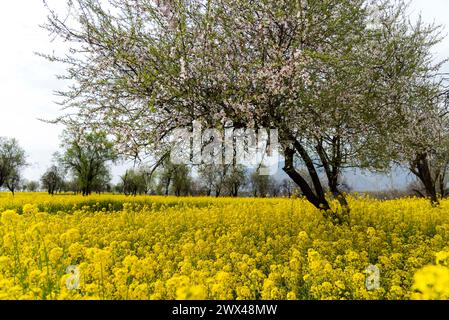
[0,1,448,189]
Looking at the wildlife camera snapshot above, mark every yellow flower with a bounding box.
[22,204,38,215]
[435,251,449,266]
[1,210,19,225]
[60,228,81,243]
[387,285,404,300]
[412,265,449,300]
[335,280,346,290]
[49,247,64,264]
[176,285,207,300]
[236,286,253,300]
[286,292,297,300]
[68,242,85,259]
[2,233,15,250]
[0,256,12,272]
[0,193,448,300]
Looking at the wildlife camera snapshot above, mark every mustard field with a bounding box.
[0,193,448,300]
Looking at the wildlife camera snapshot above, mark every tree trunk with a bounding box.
[283,145,331,211]
[232,185,238,197]
[438,164,448,198]
[410,153,439,206]
[165,177,171,196]
[291,139,328,204]
[315,137,350,220]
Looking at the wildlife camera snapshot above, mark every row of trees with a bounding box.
[118,163,300,198]
[0,130,115,196]
[0,130,440,200]
[1,132,291,197]
[40,155,299,198]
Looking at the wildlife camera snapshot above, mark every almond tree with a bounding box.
[42,0,445,221]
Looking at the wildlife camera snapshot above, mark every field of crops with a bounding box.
[0,192,448,300]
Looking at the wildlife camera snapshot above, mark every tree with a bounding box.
[122,169,139,196]
[223,165,247,197]
[250,171,274,198]
[158,160,176,196]
[43,0,445,221]
[268,179,282,198]
[6,169,22,196]
[137,166,156,194]
[157,160,191,196]
[390,77,449,204]
[197,164,217,196]
[280,179,295,198]
[197,164,228,197]
[91,166,112,193]
[26,180,40,192]
[64,178,82,194]
[41,165,65,195]
[59,127,116,196]
[171,164,191,196]
[121,167,151,196]
[197,164,246,197]
[0,137,27,195]
[113,182,124,194]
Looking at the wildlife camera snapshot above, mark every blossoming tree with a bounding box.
[42,0,446,220]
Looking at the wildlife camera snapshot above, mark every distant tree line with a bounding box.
[114,162,304,198]
[0,134,302,198]
[0,132,442,201]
